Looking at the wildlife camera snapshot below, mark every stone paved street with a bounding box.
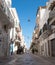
[0,53,55,65]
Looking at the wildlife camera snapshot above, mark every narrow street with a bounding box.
[0,53,55,65]
[0,0,55,65]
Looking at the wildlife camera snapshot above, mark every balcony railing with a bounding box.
[39,29,52,41]
[51,26,55,33]
[48,17,55,25]
[39,24,52,40]
[49,10,55,18]
[0,0,14,27]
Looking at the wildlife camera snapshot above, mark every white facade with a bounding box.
[10,8,20,40]
[9,8,20,53]
[5,0,12,7]
[9,8,26,53]
[0,0,14,56]
[38,0,55,56]
[39,7,46,30]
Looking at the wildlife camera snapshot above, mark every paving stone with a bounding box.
[0,53,55,65]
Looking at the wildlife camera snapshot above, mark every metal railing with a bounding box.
[38,23,52,39]
[49,10,55,18]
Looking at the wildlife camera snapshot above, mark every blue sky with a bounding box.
[12,0,48,49]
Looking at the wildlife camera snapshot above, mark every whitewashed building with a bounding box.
[9,8,26,53]
[0,0,14,56]
[9,8,22,53]
[35,0,55,57]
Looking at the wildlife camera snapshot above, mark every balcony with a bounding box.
[51,25,55,33]
[49,10,55,18]
[48,0,55,25]
[0,0,14,28]
[39,29,52,41]
[48,17,55,25]
[39,24,52,40]
[49,1,55,10]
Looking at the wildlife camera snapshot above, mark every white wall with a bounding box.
[5,0,12,7]
[38,7,49,30]
[10,8,20,27]
[0,22,10,56]
[39,8,46,29]
[8,8,20,29]
[9,8,20,40]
